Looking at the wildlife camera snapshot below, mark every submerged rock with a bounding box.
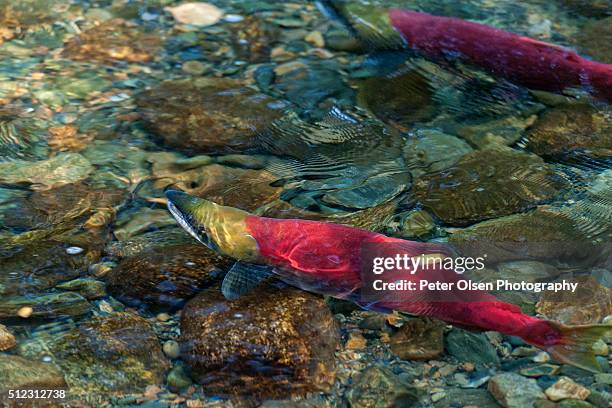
[545,377,591,402]
[153,162,282,212]
[524,104,611,163]
[488,372,545,408]
[358,69,437,131]
[413,148,563,226]
[106,244,231,309]
[272,59,354,116]
[180,284,339,400]
[0,323,16,351]
[231,16,278,63]
[390,318,445,361]
[63,19,161,63]
[449,207,595,265]
[576,17,612,63]
[434,388,500,408]
[0,242,90,297]
[445,328,500,366]
[136,78,285,154]
[0,354,66,394]
[403,129,473,175]
[347,366,421,408]
[536,276,611,325]
[0,292,91,320]
[20,312,170,397]
[0,153,93,190]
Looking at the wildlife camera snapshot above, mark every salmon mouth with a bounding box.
[165,189,210,247]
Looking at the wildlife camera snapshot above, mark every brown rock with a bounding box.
[154,163,282,212]
[0,323,16,351]
[414,148,564,226]
[526,104,612,161]
[544,377,591,401]
[136,78,285,154]
[390,318,445,361]
[346,332,367,350]
[0,354,66,394]
[48,124,94,152]
[63,19,161,63]
[180,284,339,401]
[536,276,611,325]
[106,244,231,309]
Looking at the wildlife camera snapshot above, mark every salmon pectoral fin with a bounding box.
[221,262,274,300]
[545,322,612,373]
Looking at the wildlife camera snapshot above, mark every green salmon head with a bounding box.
[165,190,260,262]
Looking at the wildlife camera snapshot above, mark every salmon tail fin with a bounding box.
[545,321,611,373]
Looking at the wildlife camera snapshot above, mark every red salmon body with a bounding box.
[388,9,612,101]
[244,214,607,371]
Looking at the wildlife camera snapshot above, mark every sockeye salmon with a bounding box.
[317,0,612,101]
[166,189,611,373]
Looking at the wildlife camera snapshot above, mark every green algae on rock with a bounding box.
[0,354,67,394]
[413,148,564,226]
[180,284,339,401]
[136,78,286,154]
[0,152,93,190]
[19,312,170,399]
[0,291,91,320]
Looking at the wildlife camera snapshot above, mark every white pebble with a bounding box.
[224,14,244,23]
[66,246,84,255]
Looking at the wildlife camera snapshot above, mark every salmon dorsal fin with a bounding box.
[221,262,274,300]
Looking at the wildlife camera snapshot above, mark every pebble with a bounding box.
[545,377,591,401]
[431,391,446,402]
[520,364,561,377]
[305,31,325,48]
[224,14,244,23]
[66,246,84,255]
[0,324,16,351]
[591,339,608,356]
[165,3,224,27]
[143,384,162,400]
[167,365,192,389]
[488,372,545,408]
[182,61,207,75]
[346,332,367,350]
[594,373,612,385]
[512,346,538,357]
[163,340,181,359]
[157,313,171,322]
[17,306,33,318]
[533,352,551,363]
